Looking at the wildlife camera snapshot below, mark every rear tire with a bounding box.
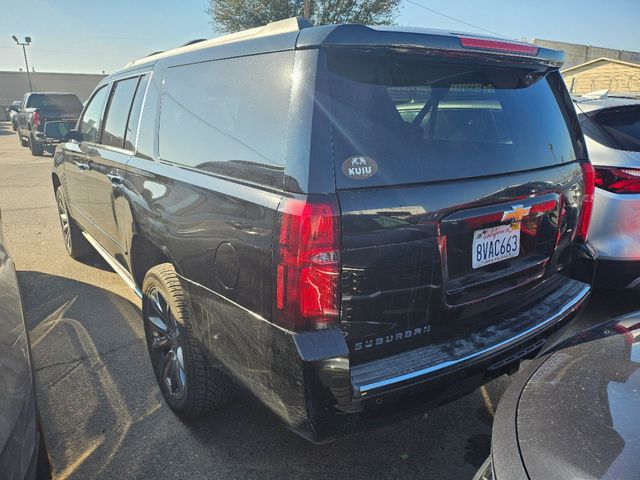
[142,263,234,418]
[29,133,44,156]
[19,132,29,147]
[55,188,92,260]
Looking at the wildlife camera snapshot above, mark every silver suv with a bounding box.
[574,92,640,289]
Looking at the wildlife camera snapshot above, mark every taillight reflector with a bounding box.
[275,196,340,331]
[459,37,539,55]
[595,167,640,194]
[575,162,595,243]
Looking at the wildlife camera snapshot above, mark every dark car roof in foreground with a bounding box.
[124,17,563,72]
[492,312,640,480]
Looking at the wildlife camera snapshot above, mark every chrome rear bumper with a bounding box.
[351,279,590,396]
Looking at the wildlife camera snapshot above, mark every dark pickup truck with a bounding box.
[16,92,83,156]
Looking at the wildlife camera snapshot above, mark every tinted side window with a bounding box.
[79,86,109,143]
[124,74,149,151]
[595,106,640,151]
[102,77,140,148]
[158,51,293,188]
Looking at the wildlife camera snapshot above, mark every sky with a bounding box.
[1,0,638,74]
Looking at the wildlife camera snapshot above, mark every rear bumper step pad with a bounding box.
[351,278,590,396]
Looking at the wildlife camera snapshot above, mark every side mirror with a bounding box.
[66,129,81,142]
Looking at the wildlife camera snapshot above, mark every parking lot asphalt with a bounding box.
[1,119,639,480]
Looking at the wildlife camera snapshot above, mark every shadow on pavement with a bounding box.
[20,270,145,480]
[0,121,54,154]
[19,269,503,480]
[20,268,640,480]
[72,250,114,273]
[0,120,17,136]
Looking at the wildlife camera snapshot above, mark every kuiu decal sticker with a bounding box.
[342,156,378,180]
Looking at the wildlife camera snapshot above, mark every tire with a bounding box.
[55,188,92,259]
[19,132,29,147]
[29,133,44,156]
[142,263,233,418]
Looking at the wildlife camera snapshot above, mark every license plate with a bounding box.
[472,223,520,269]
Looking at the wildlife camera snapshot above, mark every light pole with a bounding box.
[12,35,33,92]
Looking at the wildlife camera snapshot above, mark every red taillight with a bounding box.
[459,37,539,55]
[275,196,340,331]
[611,323,636,346]
[32,110,40,128]
[575,162,595,243]
[594,167,640,194]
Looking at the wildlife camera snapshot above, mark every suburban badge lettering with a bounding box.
[354,325,431,351]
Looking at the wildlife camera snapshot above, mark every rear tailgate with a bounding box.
[36,108,80,132]
[318,48,588,364]
[339,165,583,363]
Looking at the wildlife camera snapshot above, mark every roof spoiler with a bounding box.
[297,25,564,68]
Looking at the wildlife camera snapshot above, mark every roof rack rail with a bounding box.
[127,17,312,67]
[180,38,208,47]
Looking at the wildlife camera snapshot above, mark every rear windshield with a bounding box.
[26,93,82,111]
[323,50,583,188]
[594,106,640,151]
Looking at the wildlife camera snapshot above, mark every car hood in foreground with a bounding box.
[514,313,640,480]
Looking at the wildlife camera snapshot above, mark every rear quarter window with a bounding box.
[101,76,140,149]
[594,105,640,151]
[158,51,294,189]
[321,50,584,189]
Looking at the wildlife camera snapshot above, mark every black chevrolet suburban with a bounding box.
[50,18,595,442]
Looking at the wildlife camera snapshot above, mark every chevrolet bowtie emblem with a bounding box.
[501,205,531,223]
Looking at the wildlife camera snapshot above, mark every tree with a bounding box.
[207,0,401,34]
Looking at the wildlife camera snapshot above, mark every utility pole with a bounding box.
[12,35,33,92]
[303,0,311,19]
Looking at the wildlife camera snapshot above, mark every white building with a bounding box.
[0,70,106,108]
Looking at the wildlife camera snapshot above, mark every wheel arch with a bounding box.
[130,234,181,289]
[52,172,61,192]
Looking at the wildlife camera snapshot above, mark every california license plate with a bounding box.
[472,223,520,269]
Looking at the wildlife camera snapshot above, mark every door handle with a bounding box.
[107,173,124,185]
[73,160,89,170]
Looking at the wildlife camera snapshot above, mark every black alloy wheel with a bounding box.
[146,286,188,401]
[142,263,233,418]
[55,188,91,259]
